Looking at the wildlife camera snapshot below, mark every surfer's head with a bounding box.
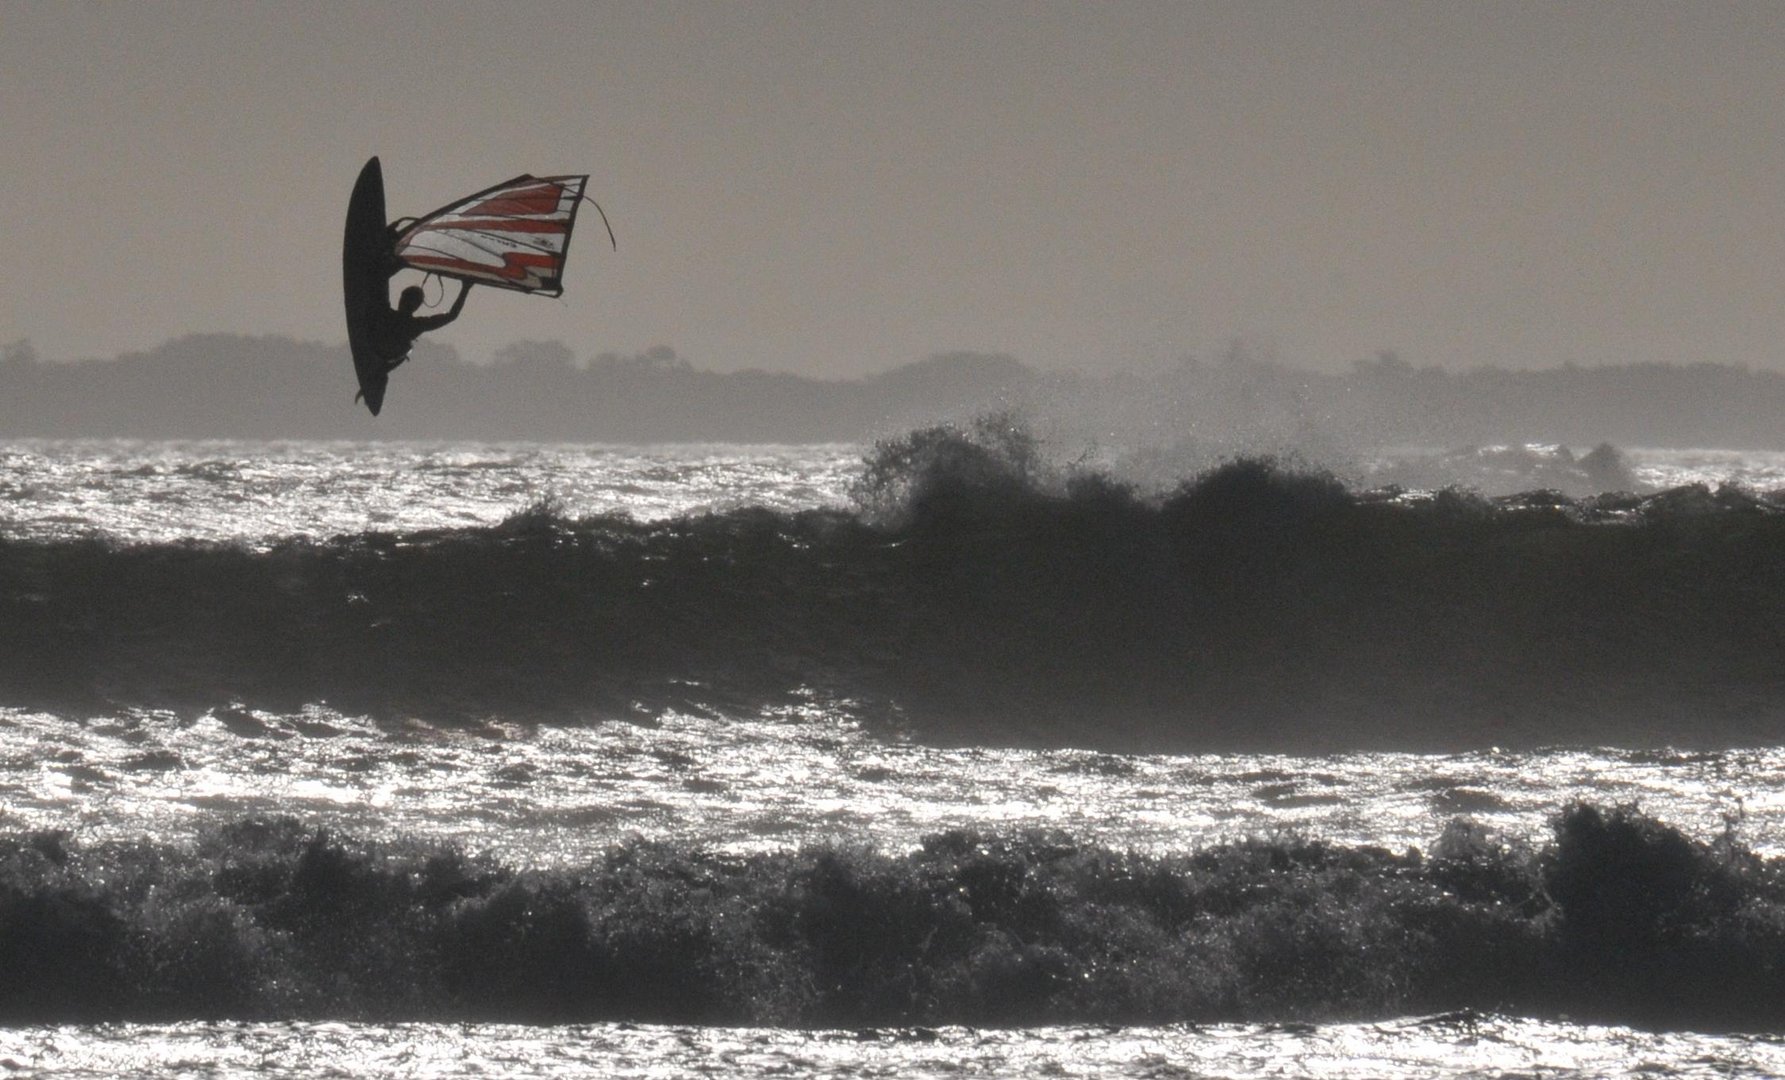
[398,286,425,314]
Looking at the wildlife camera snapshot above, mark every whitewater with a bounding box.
[4,437,1785,1077]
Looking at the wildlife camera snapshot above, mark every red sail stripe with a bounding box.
[476,180,570,198]
[465,186,571,216]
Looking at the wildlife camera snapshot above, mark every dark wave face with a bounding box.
[1,803,1781,1030]
[3,439,1785,751]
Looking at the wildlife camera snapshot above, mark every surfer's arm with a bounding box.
[410,282,472,334]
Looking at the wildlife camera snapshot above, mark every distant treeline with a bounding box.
[2,334,1783,447]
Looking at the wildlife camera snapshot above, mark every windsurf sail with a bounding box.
[391,174,611,296]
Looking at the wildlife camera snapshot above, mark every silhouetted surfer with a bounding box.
[368,280,472,377]
[351,278,471,410]
[345,156,604,414]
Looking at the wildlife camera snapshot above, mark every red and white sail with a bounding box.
[393,174,591,295]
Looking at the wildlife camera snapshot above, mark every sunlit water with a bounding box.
[0,441,860,544]
[3,1015,1782,1079]
[1625,446,1785,492]
[3,438,1784,1075]
[2,706,1778,866]
[2,440,1780,545]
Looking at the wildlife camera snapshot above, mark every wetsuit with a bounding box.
[369,287,468,374]
[372,220,470,373]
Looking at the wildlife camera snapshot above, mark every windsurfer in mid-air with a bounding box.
[370,279,472,375]
[352,276,472,409]
[345,157,607,414]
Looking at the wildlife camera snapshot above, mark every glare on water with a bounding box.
[2,1016,1782,1079]
[0,441,861,544]
[4,441,1781,546]
[4,438,1785,1077]
[2,704,1778,865]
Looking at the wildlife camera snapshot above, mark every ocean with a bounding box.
[3,435,1785,1077]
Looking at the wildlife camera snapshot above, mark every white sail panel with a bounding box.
[393,175,590,295]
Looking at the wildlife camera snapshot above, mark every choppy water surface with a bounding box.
[1626,446,1785,492]
[3,1015,1782,1079]
[5,438,1785,1075]
[0,441,859,543]
[2,706,1779,864]
[2,440,1781,545]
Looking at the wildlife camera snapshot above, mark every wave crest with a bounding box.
[2,804,1780,1029]
[4,422,1785,748]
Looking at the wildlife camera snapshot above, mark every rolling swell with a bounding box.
[2,804,1782,1030]
[4,428,1785,749]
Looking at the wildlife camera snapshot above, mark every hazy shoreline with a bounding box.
[5,335,1785,450]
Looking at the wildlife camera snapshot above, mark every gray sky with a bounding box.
[4,1,1783,376]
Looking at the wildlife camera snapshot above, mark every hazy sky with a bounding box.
[4,1,1784,376]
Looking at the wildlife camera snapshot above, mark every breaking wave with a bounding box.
[4,421,1785,750]
[2,803,1782,1031]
